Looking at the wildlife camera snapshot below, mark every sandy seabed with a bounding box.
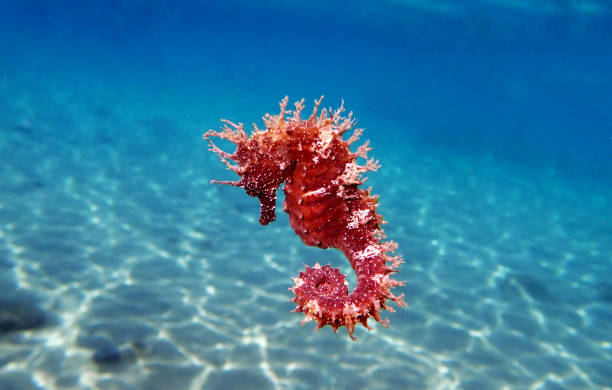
[0,77,611,390]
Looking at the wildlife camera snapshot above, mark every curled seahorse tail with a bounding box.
[290,252,405,339]
[290,264,350,332]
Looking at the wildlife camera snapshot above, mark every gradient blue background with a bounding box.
[1,1,610,389]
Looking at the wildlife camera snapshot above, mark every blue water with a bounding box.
[1,1,611,389]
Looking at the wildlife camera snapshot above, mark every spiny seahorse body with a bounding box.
[205,97,405,339]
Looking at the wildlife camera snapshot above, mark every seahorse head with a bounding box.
[205,96,357,226]
[204,119,292,225]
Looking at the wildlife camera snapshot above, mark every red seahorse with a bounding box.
[204,97,405,339]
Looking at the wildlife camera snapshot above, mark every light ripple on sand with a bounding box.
[0,79,611,389]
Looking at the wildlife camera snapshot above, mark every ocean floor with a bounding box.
[0,75,611,390]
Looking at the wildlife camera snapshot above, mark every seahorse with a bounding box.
[204,97,405,339]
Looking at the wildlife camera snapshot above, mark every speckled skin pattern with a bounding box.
[204,97,405,339]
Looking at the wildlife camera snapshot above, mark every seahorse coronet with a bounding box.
[205,96,405,339]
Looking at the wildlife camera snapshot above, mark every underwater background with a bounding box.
[1,1,611,389]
